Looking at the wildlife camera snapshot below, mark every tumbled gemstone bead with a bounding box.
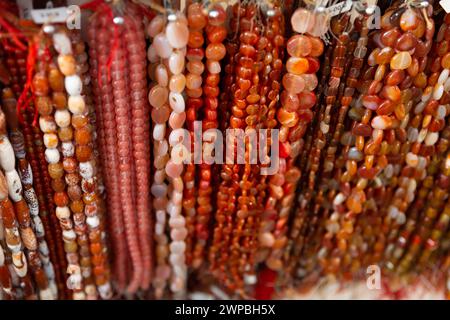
[286,35,312,57]
[186,61,204,75]
[309,37,324,57]
[148,85,168,108]
[166,21,189,49]
[282,73,305,94]
[380,28,401,47]
[302,74,318,91]
[286,57,309,75]
[297,91,316,109]
[380,85,401,101]
[277,108,299,127]
[153,33,173,59]
[291,8,315,34]
[205,43,226,60]
[371,115,395,129]
[396,32,418,51]
[362,95,382,110]
[441,52,450,69]
[168,50,185,75]
[352,123,372,137]
[208,5,226,26]
[346,190,365,214]
[188,31,204,48]
[169,74,186,93]
[399,9,418,32]
[188,3,207,29]
[385,70,405,86]
[280,91,300,111]
[376,47,394,64]
[207,26,227,44]
[390,52,412,70]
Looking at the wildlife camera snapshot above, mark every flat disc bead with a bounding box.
[291,8,315,34]
[286,57,309,75]
[282,73,305,94]
[286,35,312,57]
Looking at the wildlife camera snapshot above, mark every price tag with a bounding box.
[440,0,450,13]
[30,6,69,24]
[327,0,353,17]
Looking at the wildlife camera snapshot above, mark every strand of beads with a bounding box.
[6,48,67,297]
[266,7,324,272]
[1,94,56,299]
[304,15,370,277]
[0,174,17,299]
[148,13,171,298]
[241,6,285,289]
[387,120,450,269]
[124,4,153,292]
[52,31,97,299]
[183,2,206,267]
[209,2,242,277]
[384,10,449,267]
[56,30,113,299]
[397,151,450,273]
[0,151,35,299]
[0,210,13,299]
[192,4,226,270]
[87,11,128,292]
[165,11,189,297]
[287,14,351,277]
[255,4,285,267]
[33,34,85,300]
[371,4,436,266]
[224,3,261,292]
[70,30,112,299]
[106,10,144,294]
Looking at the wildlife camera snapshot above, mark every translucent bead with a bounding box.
[390,52,412,70]
[291,8,315,34]
[166,20,189,49]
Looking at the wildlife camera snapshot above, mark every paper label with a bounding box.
[327,0,353,17]
[441,0,450,13]
[30,6,69,24]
